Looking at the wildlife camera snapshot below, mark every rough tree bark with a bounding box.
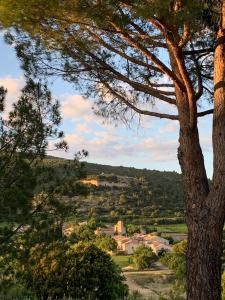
[170,53,213,300]
[175,1,225,299]
[165,2,225,297]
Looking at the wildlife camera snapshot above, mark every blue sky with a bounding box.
[0,37,213,177]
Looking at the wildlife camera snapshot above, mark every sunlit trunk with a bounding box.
[168,42,224,299]
[184,2,225,298]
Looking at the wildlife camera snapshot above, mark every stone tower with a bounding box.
[114,220,126,235]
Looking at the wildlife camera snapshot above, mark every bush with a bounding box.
[126,224,140,236]
[22,241,128,299]
[95,234,117,252]
[133,244,157,270]
[160,241,187,289]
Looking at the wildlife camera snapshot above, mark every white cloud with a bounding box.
[62,95,95,122]
[0,76,24,96]
[53,86,212,170]
[0,76,25,115]
[55,125,179,164]
[76,123,93,134]
[54,91,180,164]
[159,120,179,134]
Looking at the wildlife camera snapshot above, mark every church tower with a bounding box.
[114,220,126,235]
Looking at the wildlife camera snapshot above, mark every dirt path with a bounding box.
[124,269,173,276]
[124,269,173,298]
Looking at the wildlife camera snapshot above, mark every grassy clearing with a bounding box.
[156,223,225,233]
[112,255,133,268]
[156,223,187,233]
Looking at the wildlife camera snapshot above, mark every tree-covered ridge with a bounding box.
[43,156,185,224]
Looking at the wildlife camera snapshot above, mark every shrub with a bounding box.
[133,244,157,270]
[22,241,128,299]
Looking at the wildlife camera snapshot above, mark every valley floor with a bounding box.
[124,269,173,299]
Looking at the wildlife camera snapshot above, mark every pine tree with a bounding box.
[0,1,225,299]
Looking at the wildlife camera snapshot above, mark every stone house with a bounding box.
[121,239,141,254]
[149,242,172,255]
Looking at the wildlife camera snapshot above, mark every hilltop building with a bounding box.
[120,239,140,254]
[113,235,131,251]
[94,221,171,256]
[143,235,170,245]
[81,178,99,186]
[80,174,132,188]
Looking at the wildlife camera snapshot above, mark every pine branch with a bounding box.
[197,109,214,117]
[203,85,214,96]
[83,49,177,105]
[183,48,214,55]
[179,24,191,48]
[103,82,179,120]
[190,44,203,101]
[87,29,162,73]
[109,21,185,91]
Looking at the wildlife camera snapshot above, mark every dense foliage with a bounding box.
[161,241,187,290]
[0,80,66,225]
[95,234,118,252]
[21,241,128,300]
[133,244,157,270]
[0,80,93,299]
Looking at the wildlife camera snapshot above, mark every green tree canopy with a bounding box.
[161,240,187,289]
[0,79,66,226]
[21,241,128,300]
[95,234,117,252]
[133,244,157,270]
[126,224,140,236]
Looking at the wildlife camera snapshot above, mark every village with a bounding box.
[94,220,172,255]
[63,220,172,255]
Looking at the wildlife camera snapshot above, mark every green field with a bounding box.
[156,223,187,233]
[112,255,133,268]
[155,223,225,234]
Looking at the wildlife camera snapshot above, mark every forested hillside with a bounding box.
[43,156,185,225]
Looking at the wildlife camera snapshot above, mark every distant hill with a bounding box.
[43,156,185,225]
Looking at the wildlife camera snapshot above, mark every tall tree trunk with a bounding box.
[178,2,225,299]
[177,94,224,300]
[195,2,225,298]
[176,94,215,300]
[186,210,223,300]
[213,0,225,191]
[169,22,225,296]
